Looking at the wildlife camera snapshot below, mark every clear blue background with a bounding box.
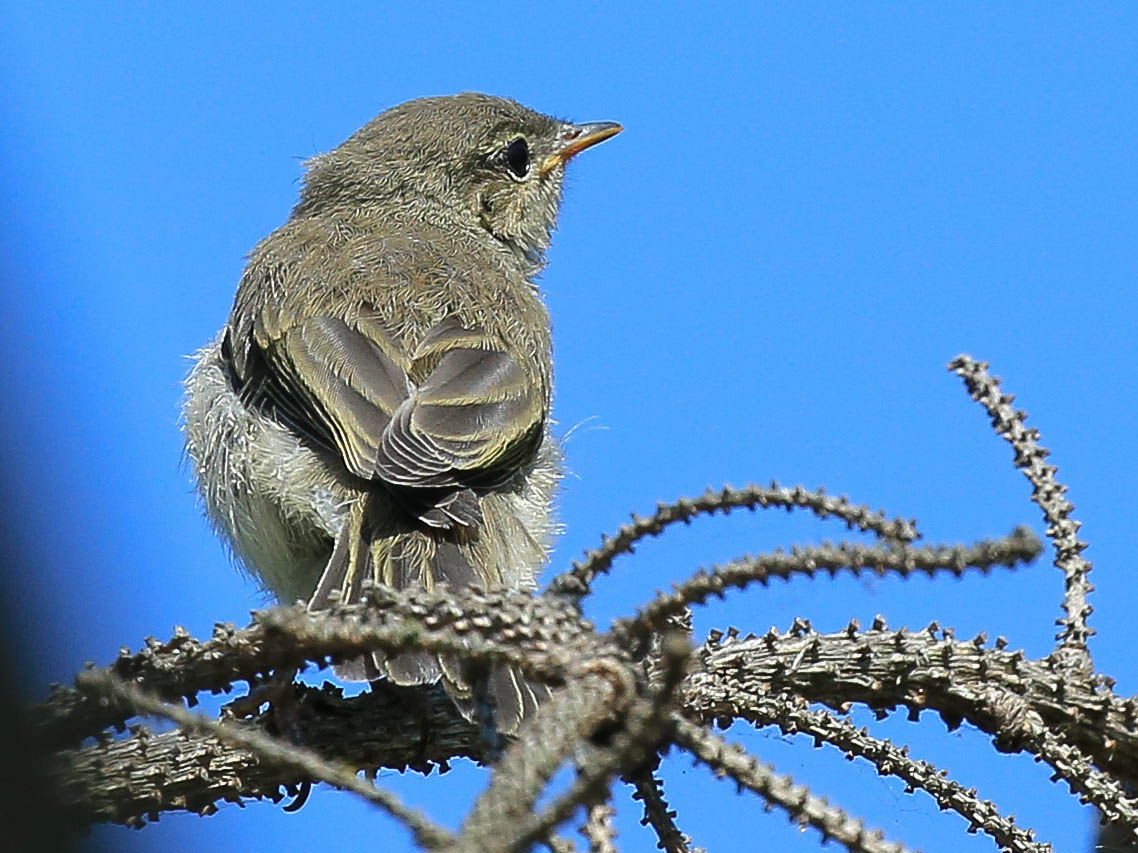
[3,4,1135,851]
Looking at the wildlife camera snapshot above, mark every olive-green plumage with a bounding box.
[183,93,619,732]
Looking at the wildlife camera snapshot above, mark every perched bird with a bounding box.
[183,93,620,732]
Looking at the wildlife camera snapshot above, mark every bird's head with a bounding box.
[294,92,621,270]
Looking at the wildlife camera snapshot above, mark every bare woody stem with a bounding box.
[949,355,1094,671]
[549,483,920,599]
[74,671,453,850]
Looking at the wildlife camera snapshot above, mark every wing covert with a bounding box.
[247,311,543,494]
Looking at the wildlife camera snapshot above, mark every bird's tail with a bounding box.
[308,494,548,734]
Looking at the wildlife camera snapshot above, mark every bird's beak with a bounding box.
[539,121,623,175]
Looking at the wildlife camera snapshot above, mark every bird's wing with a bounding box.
[255,312,543,491]
[377,314,544,489]
[256,313,413,478]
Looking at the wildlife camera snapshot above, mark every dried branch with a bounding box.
[35,585,593,750]
[740,693,1050,852]
[1028,728,1138,838]
[949,355,1094,671]
[671,716,915,853]
[581,801,619,853]
[617,528,1042,645]
[549,484,920,599]
[58,610,1138,835]
[75,670,452,849]
[54,681,483,825]
[628,765,705,853]
[685,626,1138,786]
[457,635,690,852]
[522,634,692,850]
[454,673,626,853]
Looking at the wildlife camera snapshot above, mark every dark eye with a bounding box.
[502,137,529,179]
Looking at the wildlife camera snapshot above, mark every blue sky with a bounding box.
[3,4,1136,851]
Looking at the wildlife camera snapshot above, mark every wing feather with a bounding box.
[245,311,543,501]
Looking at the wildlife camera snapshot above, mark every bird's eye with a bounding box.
[502,137,529,180]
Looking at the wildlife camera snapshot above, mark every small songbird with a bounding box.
[182,93,620,732]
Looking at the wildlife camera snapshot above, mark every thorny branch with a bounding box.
[550,483,920,599]
[77,670,452,849]
[734,692,1048,852]
[671,716,914,853]
[35,357,1138,851]
[948,356,1096,673]
[628,763,704,853]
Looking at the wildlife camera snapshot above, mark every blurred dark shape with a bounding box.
[0,445,89,850]
[0,249,103,850]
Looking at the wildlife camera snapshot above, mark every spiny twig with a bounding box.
[75,670,453,849]
[549,483,920,599]
[949,355,1094,671]
[743,693,1050,852]
[628,763,705,853]
[672,716,915,853]
[617,529,1041,644]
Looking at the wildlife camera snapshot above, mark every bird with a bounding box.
[182,92,621,733]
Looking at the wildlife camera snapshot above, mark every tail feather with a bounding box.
[383,650,444,686]
[307,517,353,611]
[434,540,482,589]
[307,492,547,734]
[447,666,551,734]
[307,500,369,611]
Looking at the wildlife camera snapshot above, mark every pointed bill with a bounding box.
[539,121,623,175]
